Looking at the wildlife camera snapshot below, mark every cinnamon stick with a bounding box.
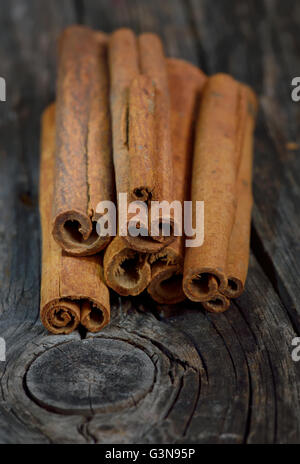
[40,104,110,334]
[147,247,184,304]
[202,293,230,313]
[103,236,151,296]
[147,58,207,304]
[52,26,114,256]
[198,85,257,311]
[109,29,175,252]
[222,85,257,298]
[183,74,253,302]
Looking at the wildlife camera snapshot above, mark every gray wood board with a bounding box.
[0,0,299,444]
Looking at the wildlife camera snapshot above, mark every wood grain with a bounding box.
[0,0,299,444]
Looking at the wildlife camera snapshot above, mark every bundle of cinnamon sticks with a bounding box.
[39,25,257,334]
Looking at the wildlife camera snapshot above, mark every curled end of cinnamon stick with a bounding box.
[223,277,244,299]
[148,247,184,304]
[41,297,110,335]
[41,299,81,335]
[202,293,230,313]
[123,218,176,253]
[148,265,184,304]
[182,268,227,302]
[80,299,110,333]
[104,237,151,296]
[52,211,111,256]
[122,201,176,252]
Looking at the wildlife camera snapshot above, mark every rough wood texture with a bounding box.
[0,0,300,444]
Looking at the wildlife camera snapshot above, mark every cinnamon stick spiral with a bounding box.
[148,58,207,304]
[40,104,110,334]
[109,29,176,252]
[52,26,114,256]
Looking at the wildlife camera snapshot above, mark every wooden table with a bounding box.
[0,0,300,444]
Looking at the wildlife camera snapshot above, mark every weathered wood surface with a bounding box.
[0,0,300,444]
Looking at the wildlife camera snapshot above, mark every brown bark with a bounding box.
[52,25,114,256]
[147,58,207,304]
[108,29,175,252]
[222,85,257,298]
[40,104,110,334]
[183,74,256,303]
[201,85,257,310]
[148,247,184,304]
[103,236,151,296]
[202,293,230,313]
